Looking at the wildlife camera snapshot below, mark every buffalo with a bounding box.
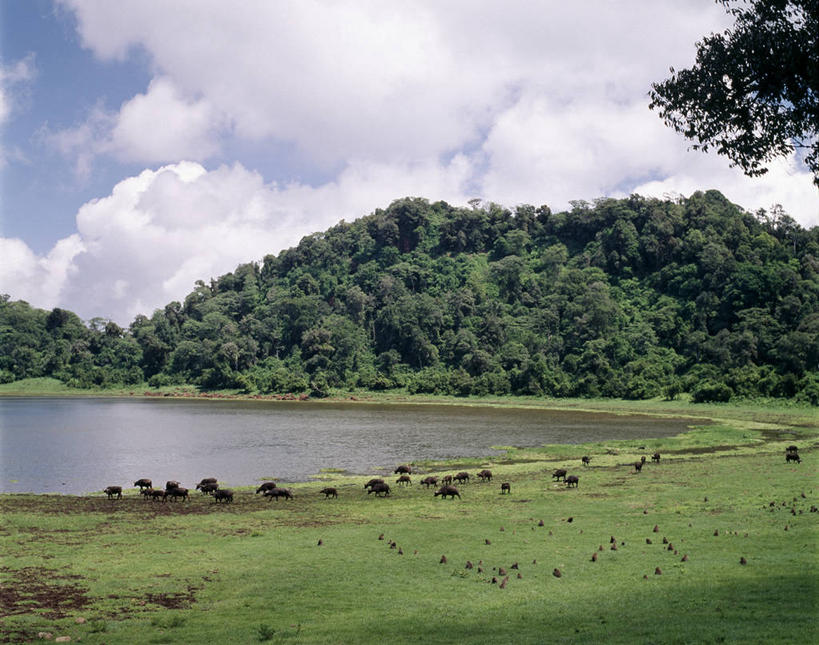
[396,475,412,486]
[104,486,122,499]
[133,478,152,490]
[147,489,166,501]
[581,456,591,466]
[213,488,234,503]
[454,472,470,484]
[320,487,338,498]
[196,477,218,491]
[394,465,412,474]
[786,453,802,464]
[552,469,567,482]
[500,482,511,494]
[199,482,219,495]
[652,452,661,463]
[364,478,385,490]
[566,475,579,488]
[634,461,644,472]
[367,482,391,497]
[434,485,461,499]
[787,445,799,453]
[477,469,493,483]
[164,487,189,502]
[442,475,453,485]
[165,480,181,490]
[256,482,277,494]
[264,487,294,501]
[420,476,439,488]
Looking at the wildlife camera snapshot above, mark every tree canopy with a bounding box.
[2,192,818,404]
[649,0,819,185]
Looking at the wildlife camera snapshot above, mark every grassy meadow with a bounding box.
[1,400,817,644]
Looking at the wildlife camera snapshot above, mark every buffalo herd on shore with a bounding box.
[99,447,803,505]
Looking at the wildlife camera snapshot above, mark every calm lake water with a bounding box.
[0,397,703,494]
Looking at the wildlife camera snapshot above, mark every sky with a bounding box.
[1,0,817,326]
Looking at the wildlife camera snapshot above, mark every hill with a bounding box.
[2,190,818,402]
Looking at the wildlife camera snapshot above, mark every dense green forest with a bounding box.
[2,190,818,403]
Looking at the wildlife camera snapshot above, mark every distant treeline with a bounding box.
[2,190,818,403]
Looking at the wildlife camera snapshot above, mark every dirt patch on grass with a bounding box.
[0,566,90,621]
[145,584,199,609]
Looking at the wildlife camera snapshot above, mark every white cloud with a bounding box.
[1,157,472,325]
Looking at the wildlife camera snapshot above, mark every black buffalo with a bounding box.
[434,485,461,499]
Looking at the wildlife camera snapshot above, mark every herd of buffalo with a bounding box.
[100,446,802,504]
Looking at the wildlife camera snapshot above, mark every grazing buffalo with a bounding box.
[566,475,579,488]
[786,453,801,464]
[420,476,439,488]
[394,465,412,474]
[396,475,412,486]
[368,482,391,497]
[104,486,122,499]
[164,487,189,502]
[552,469,567,482]
[477,469,493,483]
[434,485,461,499]
[165,480,181,490]
[196,478,218,490]
[199,482,219,495]
[133,478,152,490]
[213,489,234,503]
[500,482,511,494]
[652,452,661,463]
[320,487,338,498]
[364,478,385,490]
[787,445,799,453]
[581,456,591,467]
[264,487,294,501]
[442,475,453,485]
[634,461,644,472]
[256,482,277,494]
[454,472,470,484]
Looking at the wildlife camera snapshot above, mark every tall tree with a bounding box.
[649,0,819,185]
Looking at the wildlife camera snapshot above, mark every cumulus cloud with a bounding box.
[1,157,472,325]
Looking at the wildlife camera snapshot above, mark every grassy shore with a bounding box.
[1,393,817,644]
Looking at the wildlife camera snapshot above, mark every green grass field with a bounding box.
[1,402,817,644]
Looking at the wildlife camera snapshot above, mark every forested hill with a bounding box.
[2,190,819,403]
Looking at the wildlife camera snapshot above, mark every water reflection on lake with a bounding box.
[0,397,703,494]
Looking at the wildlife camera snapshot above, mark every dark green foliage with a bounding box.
[649,0,819,185]
[1,191,817,401]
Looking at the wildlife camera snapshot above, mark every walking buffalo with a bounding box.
[104,486,122,499]
[477,469,493,483]
[566,475,579,488]
[420,476,439,488]
[133,478,152,490]
[786,453,802,464]
[434,485,461,499]
[581,456,591,466]
[367,482,391,497]
[199,482,219,495]
[213,489,234,503]
[396,475,412,486]
[164,487,189,502]
[320,487,338,498]
[652,453,661,463]
[552,469,567,482]
[165,480,181,490]
[264,488,294,501]
[454,472,470,484]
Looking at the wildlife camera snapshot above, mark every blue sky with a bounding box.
[1,0,816,325]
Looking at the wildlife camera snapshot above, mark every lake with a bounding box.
[0,397,703,494]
